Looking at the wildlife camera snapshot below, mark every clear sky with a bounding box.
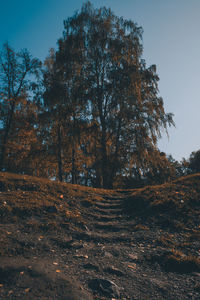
[1,0,200,161]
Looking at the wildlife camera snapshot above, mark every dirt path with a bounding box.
[57,194,199,299]
[1,192,199,299]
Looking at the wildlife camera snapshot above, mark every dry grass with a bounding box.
[163,248,200,273]
[0,171,116,224]
[123,173,200,231]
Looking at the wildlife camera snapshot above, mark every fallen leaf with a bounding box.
[56,270,61,273]
[6,231,11,235]
[8,290,13,295]
[0,284,3,288]
[20,271,24,275]
[24,288,30,293]
[53,262,58,265]
[128,264,136,269]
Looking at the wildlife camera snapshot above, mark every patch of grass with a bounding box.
[123,173,200,231]
[164,249,200,273]
[0,171,117,227]
[149,247,200,274]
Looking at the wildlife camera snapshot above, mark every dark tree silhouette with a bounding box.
[46,1,174,188]
[0,43,41,171]
[188,150,200,173]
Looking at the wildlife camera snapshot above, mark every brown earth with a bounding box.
[0,172,200,299]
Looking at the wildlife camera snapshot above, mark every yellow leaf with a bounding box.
[128,264,136,269]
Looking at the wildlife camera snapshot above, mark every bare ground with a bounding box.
[0,172,200,299]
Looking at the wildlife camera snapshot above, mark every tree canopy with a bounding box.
[0,2,175,188]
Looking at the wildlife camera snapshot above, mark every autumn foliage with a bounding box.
[0,2,175,188]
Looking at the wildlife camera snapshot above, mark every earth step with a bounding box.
[97,198,123,204]
[102,196,121,200]
[94,222,125,232]
[94,202,123,209]
[72,231,133,243]
[117,190,132,195]
[94,220,135,231]
[83,212,124,221]
[91,215,124,222]
[93,207,123,215]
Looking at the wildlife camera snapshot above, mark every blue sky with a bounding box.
[1,0,200,161]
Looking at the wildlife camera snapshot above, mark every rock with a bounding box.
[104,266,124,276]
[88,278,120,298]
[103,251,113,258]
[128,254,139,261]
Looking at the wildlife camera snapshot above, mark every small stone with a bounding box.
[88,278,120,298]
[104,251,113,258]
[104,266,124,277]
[128,254,138,261]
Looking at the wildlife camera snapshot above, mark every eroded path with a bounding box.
[55,193,199,300]
[1,192,199,299]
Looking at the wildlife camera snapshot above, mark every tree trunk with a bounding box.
[57,123,63,182]
[108,117,122,188]
[72,147,76,184]
[0,101,15,171]
[101,126,109,189]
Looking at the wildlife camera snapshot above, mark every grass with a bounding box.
[0,171,116,223]
[123,173,200,231]
[163,249,200,273]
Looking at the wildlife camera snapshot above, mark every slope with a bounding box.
[0,172,200,299]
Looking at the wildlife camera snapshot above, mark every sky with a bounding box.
[0,0,200,161]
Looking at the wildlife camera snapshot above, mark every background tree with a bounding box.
[0,43,41,171]
[188,150,200,174]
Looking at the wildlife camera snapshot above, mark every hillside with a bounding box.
[0,172,200,299]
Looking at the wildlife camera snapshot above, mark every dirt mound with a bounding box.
[122,173,200,231]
